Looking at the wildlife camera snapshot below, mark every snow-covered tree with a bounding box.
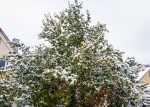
[0,72,12,107]
[5,0,142,106]
[138,84,150,106]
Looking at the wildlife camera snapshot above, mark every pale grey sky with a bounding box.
[0,0,150,64]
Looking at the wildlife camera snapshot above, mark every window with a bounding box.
[0,59,6,70]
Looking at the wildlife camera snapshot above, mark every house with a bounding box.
[0,28,14,71]
[0,28,18,107]
[137,66,150,106]
[138,67,150,83]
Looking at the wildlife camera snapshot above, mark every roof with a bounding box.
[0,28,10,42]
[0,28,16,52]
[137,67,150,80]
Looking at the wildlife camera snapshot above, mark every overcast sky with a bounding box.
[0,0,150,64]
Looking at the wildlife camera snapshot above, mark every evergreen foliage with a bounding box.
[0,0,142,106]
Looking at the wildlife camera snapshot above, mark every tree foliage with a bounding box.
[1,0,142,107]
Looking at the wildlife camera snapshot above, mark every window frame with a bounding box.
[0,59,7,71]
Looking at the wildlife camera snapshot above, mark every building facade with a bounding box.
[138,67,150,106]
[0,28,14,70]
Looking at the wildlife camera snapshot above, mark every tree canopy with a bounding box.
[0,0,142,107]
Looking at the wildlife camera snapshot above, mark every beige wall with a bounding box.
[140,70,150,83]
[0,32,13,58]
